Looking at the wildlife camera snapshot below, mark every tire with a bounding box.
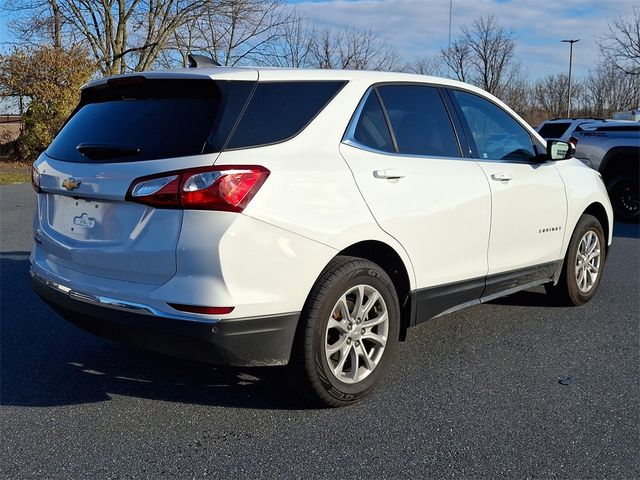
[606,174,639,223]
[545,214,606,306]
[289,256,400,407]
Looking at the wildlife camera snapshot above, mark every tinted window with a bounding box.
[47,79,254,163]
[538,122,571,139]
[377,85,459,157]
[352,91,394,152]
[452,90,535,161]
[227,81,345,149]
[594,124,640,132]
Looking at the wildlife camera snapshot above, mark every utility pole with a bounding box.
[562,39,580,117]
[446,0,453,77]
[448,0,453,51]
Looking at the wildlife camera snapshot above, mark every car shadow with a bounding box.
[3,221,635,409]
[486,289,559,307]
[613,221,640,239]
[0,252,313,410]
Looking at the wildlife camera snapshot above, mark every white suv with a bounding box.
[536,117,608,141]
[30,67,613,406]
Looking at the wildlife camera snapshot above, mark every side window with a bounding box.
[377,85,460,157]
[226,81,345,149]
[452,90,535,161]
[352,91,394,153]
[538,122,571,139]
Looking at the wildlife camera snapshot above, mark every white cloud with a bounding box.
[293,0,638,78]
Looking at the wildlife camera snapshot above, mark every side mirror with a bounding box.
[547,140,575,161]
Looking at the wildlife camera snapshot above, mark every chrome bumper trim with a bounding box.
[30,270,219,323]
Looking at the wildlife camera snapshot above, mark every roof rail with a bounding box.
[187,54,221,68]
[549,117,606,121]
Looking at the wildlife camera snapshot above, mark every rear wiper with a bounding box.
[76,143,142,160]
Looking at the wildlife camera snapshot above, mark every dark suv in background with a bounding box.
[538,119,639,223]
[573,122,639,223]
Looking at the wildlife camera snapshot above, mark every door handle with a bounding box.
[491,173,513,182]
[373,169,405,180]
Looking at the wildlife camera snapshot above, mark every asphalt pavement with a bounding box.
[1,183,638,479]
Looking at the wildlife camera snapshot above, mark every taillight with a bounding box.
[568,136,578,147]
[126,165,269,212]
[31,165,41,193]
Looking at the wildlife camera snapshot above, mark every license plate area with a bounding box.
[45,194,129,243]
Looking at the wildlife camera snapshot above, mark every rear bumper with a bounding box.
[31,270,299,367]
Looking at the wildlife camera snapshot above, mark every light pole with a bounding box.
[562,39,580,117]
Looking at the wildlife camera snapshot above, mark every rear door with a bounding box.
[448,88,567,297]
[340,84,491,319]
[33,74,256,285]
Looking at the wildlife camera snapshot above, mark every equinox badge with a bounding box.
[62,177,81,191]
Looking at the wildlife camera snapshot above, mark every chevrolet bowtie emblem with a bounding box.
[62,177,81,191]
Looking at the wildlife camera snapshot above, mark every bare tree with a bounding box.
[599,6,640,75]
[168,0,296,67]
[308,27,399,71]
[439,39,470,82]
[4,0,209,75]
[66,0,212,75]
[405,56,442,76]
[532,73,580,119]
[3,0,64,49]
[464,15,518,96]
[581,61,640,117]
[265,10,311,67]
[502,76,532,120]
[441,15,519,97]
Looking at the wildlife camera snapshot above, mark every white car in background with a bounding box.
[30,65,613,407]
[536,117,610,141]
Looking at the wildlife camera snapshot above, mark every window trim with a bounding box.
[342,81,467,160]
[342,87,387,152]
[374,87,400,152]
[445,87,547,164]
[224,80,348,152]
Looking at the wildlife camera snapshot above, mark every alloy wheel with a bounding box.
[324,284,389,384]
[575,230,601,293]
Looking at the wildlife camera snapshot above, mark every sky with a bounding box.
[289,0,637,78]
[0,0,637,80]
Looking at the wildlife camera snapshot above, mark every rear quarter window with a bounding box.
[226,81,346,149]
[352,90,394,153]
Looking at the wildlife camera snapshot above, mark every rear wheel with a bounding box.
[607,174,639,223]
[545,214,606,306]
[289,256,400,407]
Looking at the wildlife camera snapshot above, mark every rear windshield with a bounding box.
[537,122,571,139]
[47,78,254,163]
[47,78,345,162]
[226,81,346,149]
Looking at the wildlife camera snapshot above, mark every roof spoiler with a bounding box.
[187,54,221,68]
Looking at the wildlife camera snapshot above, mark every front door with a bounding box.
[448,89,567,296]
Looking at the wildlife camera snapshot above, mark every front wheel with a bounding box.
[289,256,400,407]
[545,214,606,306]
